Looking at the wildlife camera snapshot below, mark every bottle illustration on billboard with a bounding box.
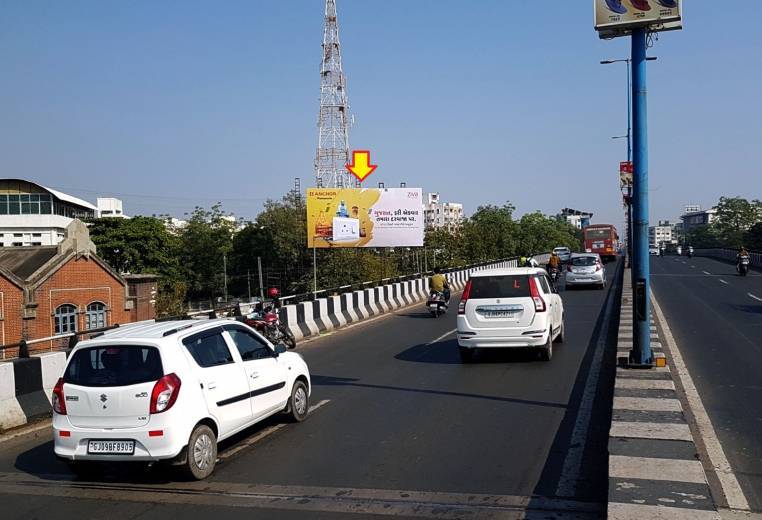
[604,0,628,14]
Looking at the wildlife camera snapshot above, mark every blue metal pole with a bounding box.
[631,29,651,365]
[626,60,632,163]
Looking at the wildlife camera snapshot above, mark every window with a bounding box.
[469,275,531,298]
[571,256,598,267]
[538,276,551,294]
[225,327,272,361]
[182,329,234,368]
[11,242,22,247]
[31,242,42,246]
[86,302,107,330]
[64,346,163,387]
[55,304,78,334]
[32,233,41,237]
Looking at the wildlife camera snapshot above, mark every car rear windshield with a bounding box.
[571,257,598,267]
[585,228,611,239]
[469,275,530,298]
[554,248,569,253]
[64,346,163,387]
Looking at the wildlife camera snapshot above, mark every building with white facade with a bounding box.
[681,208,717,233]
[424,193,464,232]
[649,220,677,247]
[97,197,127,218]
[0,179,97,247]
[559,208,593,229]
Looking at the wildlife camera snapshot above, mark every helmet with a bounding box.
[267,287,280,298]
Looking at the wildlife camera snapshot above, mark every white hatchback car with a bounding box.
[456,268,564,362]
[52,319,311,479]
[566,253,606,289]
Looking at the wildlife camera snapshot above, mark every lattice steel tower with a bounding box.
[315,0,354,188]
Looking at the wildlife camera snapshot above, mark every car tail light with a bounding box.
[52,377,67,415]
[567,264,572,273]
[150,373,181,414]
[595,262,602,272]
[458,280,472,314]
[529,276,546,312]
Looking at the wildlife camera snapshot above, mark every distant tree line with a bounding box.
[685,196,762,250]
[87,194,581,316]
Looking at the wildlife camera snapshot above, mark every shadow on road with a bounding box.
[729,304,762,314]
[394,339,545,365]
[311,374,567,410]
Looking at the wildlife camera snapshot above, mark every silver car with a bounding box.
[565,253,606,289]
[553,247,572,263]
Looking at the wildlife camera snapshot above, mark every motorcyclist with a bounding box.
[688,245,694,257]
[547,252,561,272]
[737,246,750,264]
[429,267,450,303]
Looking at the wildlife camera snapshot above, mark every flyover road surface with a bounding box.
[0,261,623,520]
[651,255,762,512]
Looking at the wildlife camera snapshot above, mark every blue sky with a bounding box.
[1,1,760,229]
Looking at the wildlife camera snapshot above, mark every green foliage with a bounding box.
[683,196,762,249]
[744,222,762,251]
[88,217,180,275]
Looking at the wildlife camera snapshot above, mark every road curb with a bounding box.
[607,268,722,519]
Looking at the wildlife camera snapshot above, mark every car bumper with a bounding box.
[566,274,605,285]
[52,414,186,462]
[457,331,549,349]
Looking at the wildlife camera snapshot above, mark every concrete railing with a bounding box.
[694,247,762,267]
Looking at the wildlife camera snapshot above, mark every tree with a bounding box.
[713,196,762,247]
[744,222,762,251]
[516,212,581,256]
[685,224,721,248]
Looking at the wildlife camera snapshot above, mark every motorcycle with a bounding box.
[687,247,694,258]
[738,255,750,277]
[548,265,561,283]
[244,307,297,349]
[427,291,448,317]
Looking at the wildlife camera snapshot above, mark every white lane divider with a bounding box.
[748,293,762,302]
[428,329,457,345]
[719,279,729,285]
[219,399,331,460]
[702,271,711,276]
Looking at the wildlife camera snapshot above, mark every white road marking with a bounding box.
[748,293,762,302]
[428,329,457,345]
[555,271,617,497]
[0,472,605,519]
[609,455,708,484]
[219,399,331,460]
[613,397,682,412]
[615,378,675,390]
[610,421,693,441]
[651,294,750,511]
[719,279,729,285]
[691,265,696,269]
[703,271,712,276]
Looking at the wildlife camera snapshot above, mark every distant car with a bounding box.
[456,268,564,362]
[649,246,659,255]
[52,319,311,480]
[566,253,606,290]
[552,247,572,263]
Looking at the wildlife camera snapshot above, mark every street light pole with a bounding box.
[631,28,652,366]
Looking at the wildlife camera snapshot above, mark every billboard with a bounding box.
[620,161,633,188]
[595,0,682,37]
[307,188,424,248]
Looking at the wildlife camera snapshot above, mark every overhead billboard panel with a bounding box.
[307,188,424,248]
[595,0,682,37]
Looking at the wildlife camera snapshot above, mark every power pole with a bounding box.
[315,0,354,189]
[247,270,252,301]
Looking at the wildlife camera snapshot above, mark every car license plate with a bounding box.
[485,311,515,318]
[87,440,135,455]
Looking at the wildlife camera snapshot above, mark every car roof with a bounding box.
[76,319,235,345]
[570,252,601,258]
[553,246,570,250]
[470,267,547,278]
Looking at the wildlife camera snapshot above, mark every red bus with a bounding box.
[584,224,619,261]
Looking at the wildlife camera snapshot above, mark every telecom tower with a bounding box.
[315,0,355,189]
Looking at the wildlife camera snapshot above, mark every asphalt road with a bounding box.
[650,255,762,512]
[0,261,623,519]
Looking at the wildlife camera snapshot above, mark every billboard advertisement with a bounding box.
[307,188,424,248]
[620,161,633,187]
[595,0,682,36]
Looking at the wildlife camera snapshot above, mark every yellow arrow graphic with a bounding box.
[346,150,377,182]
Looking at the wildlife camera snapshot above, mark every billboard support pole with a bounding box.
[631,28,651,366]
[313,246,317,295]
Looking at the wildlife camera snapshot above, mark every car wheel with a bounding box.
[554,321,565,344]
[66,461,102,479]
[286,380,310,422]
[459,346,474,363]
[183,424,217,480]
[539,335,553,361]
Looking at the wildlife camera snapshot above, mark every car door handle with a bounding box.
[208,381,217,390]
[249,372,259,379]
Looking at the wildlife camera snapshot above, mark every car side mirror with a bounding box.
[273,343,288,356]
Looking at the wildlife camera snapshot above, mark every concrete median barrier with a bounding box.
[1,351,66,432]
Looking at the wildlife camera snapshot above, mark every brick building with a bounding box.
[0,220,157,357]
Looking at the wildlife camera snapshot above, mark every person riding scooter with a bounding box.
[429,267,450,303]
[547,252,561,281]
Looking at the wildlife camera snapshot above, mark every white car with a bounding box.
[565,253,606,289]
[52,319,311,479]
[456,268,564,362]
[649,246,659,255]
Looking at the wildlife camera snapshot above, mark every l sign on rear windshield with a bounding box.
[469,275,530,298]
